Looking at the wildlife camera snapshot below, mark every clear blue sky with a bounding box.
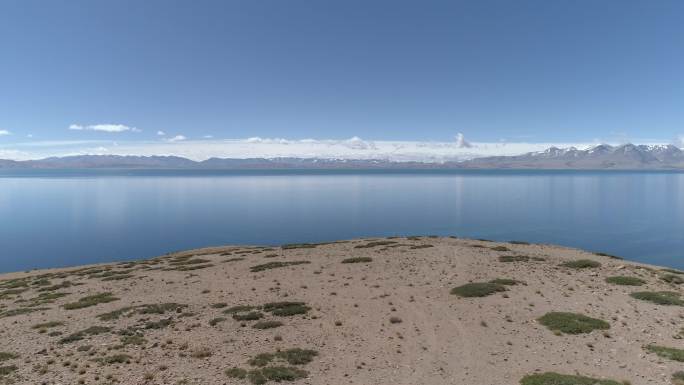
[1,0,683,143]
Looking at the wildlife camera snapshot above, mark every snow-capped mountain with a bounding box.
[0,144,683,169]
[461,144,684,169]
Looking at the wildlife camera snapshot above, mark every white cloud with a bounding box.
[674,135,684,147]
[203,135,214,139]
[166,135,187,142]
[26,134,33,138]
[455,133,472,148]
[157,130,166,136]
[0,130,11,136]
[69,124,140,133]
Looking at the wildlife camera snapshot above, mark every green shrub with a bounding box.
[341,257,372,264]
[118,335,146,346]
[209,317,227,326]
[32,321,64,329]
[645,345,684,362]
[248,348,317,367]
[499,255,530,263]
[168,258,211,266]
[450,282,507,298]
[250,261,310,272]
[254,366,308,383]
[138,303,186,315]
[249,353,276,367]
[0,353,18,362]
[537,312,610,334]
[0,307,50,318]
[673,371,684,385]
[60,326,111,344]
[605,276,646,286]
[560,259,601,269]
[520,372,623,385]
[410,244,434,249]
[630,291,684,306]
[263,302,311,316]
[489,278,520,286]
[354,241,397,249]
[226,367,248,379]
[94,354,131,365]
[281,243,318,250]
[661,274,684,284]
[223,305,256,314]
[253,320,283,329]
[490,246,510,252]
[232,311,264,321]
[277,348,318,365]
[63,293,119,310]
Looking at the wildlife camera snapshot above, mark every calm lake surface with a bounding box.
[1,169,683,273]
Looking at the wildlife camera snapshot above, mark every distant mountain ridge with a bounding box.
[1,144,683,169]
[461,144,684,169]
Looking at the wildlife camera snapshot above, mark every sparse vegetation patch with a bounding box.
[250,261,310,272]
[661,274,684,284]
[233,311,264,321]
[0,353,18,362]
[520,372,623,385]
[560,259,601,269]
[645,345,684,362]
[341,257,372,264]
[63,292,119,310]
[253,320,283,329]
[630,291,684,306]
[281,243,318,250]
[499,255,530,263]
[451,282,507,298]
[263,302,311,317]
[537,312,610,334]
[490,246,510,252]
[60,326,111,344]
[354,241,397,249]
[605,276,646,286]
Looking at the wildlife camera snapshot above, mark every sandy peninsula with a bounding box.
[1,237,684,385]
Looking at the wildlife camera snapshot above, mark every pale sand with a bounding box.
[0,237,682,385]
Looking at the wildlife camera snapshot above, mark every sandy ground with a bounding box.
[0,236,683,385]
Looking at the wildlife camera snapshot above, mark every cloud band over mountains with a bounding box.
[0,134,659,162]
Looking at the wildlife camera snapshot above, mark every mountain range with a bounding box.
[1,144,683,170]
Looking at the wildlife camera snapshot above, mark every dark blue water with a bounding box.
[1,169,683,273]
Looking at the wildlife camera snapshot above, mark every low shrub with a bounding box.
[250,261,310,272]
[645,345,684,362]
[253,320,283,329]
[520,372,623,385]
[537,312,610,334]
[560,259,601,269]
[605,276,646,286]
[450,282,507,298]
[341,257,372,264]
[630,291,684,306]
[63,293,119,310]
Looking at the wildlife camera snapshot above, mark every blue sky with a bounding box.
[0,0,683,159]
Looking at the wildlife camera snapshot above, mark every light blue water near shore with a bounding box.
[1,169,683,273]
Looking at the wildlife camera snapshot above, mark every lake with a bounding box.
[1,169,683,273]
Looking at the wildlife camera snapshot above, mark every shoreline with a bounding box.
[1,237,682,384]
